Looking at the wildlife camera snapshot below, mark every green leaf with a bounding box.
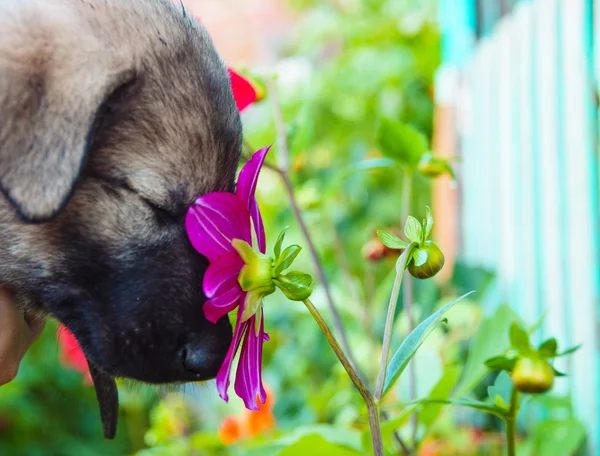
[410,398,507,418]
[375,118,428,168]
[424,206,434,239]
[555,344,582,358]
[274,272,313,301]
[454,304,519,398]
[278,436,363,456]
[189,432,223,450]
[377,230,408,250]
[487,371,513,411]
[382,292,474,396]
[510,322,532,354]
[346,158,398,173]
[484,355,517,372]
[404,215,423,244]
[274,245,302,275]
[275,425,364,456]
[538,338,558,358]
[551,366,567,377]
[419,366,461,431]
[273,227,289,259]
[529,309,548,334]
[533,419,586,456]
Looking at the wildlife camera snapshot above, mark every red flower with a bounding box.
[228,69,260,112]
[57,325,92,385]
[217,385,277,445]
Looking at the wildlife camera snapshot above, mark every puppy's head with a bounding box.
[0,0,242,436]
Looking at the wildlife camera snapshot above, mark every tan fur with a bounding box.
[0,0,241,291]
[0,0,241,385]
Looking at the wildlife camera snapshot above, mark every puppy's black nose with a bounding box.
[183,342,228,378]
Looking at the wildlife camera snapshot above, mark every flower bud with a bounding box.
[512,357,554,394]
[418,153,456,183]
[407,240,445,279]
[274,272,313,301]
[418,152,447,178]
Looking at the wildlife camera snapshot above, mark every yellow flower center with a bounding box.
[231,239,276,326]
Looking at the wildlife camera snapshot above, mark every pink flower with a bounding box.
[186,147,273,410]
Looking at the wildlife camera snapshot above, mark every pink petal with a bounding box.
[228,69,258,112]
[216,296,248,402]
[203,287,243,324]
[249,200,266,254]
[186,192,251,261]
[203,252,245,298]
[237,147,270,252]
[236,147,270,211]
[234,314,267,411]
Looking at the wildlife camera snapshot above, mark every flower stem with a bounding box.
[505,387,520,456]
[374,243,417,400]
[266,79,367,385]
[303,298,384,456]
[401,171,418,448]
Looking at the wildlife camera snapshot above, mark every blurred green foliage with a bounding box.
[1,0,585,455]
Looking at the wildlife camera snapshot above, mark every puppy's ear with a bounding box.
[0,5,136,223]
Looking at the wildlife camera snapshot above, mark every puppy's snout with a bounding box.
[181,315,232,378]
[183,338,229,377]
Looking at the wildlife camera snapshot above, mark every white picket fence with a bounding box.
[439,0,600,453]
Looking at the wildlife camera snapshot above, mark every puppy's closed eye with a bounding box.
[140,196,185,225]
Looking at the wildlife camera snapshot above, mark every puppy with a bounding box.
[0,0,241,438]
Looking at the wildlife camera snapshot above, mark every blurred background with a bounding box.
[1,0,598,455]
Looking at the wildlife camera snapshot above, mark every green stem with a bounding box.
[374,243,417,400]
[505,387,520,456]
[401,171,418,449]
[303,299,384,456]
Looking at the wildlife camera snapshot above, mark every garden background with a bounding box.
[0,0,597,455]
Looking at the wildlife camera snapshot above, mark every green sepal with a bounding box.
[274,245,302,275]
[377,230,408,249]
[404,216,423,244]
[273,226,290,259]
[274,272,314,301]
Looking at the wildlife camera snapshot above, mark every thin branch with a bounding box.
[266,80,367,384]
[281,173,367,384]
